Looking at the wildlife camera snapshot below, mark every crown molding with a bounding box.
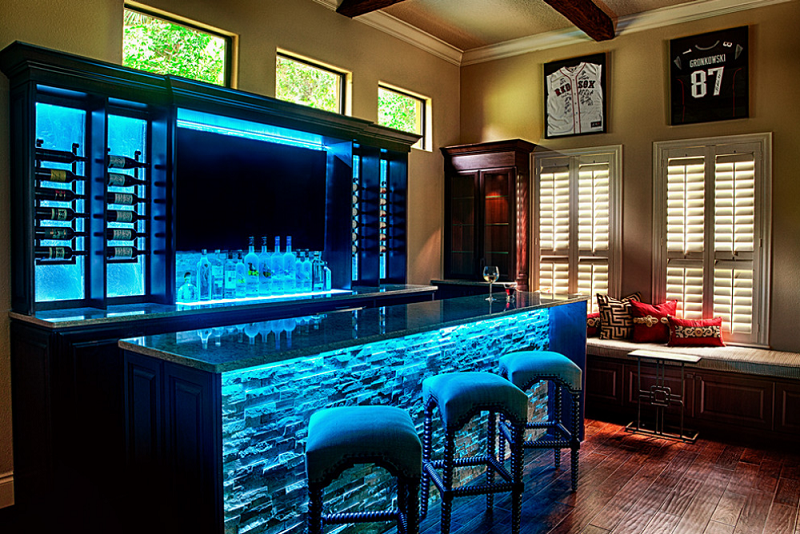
[312,0,795,67]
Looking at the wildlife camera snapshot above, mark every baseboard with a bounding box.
[0,473,14,508]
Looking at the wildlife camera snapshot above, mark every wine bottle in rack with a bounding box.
[35,147,84,164]
[107,154,147,169]
[106,192,145,205]
[106,246,141,260]
[35,246,83,260]
[36,188,83,202]
[107,172,146,187]
[106,228,141,241]
[107,209,145,223]
[35,168,83,183]
[35,206,83,222]
[36,227,77,241]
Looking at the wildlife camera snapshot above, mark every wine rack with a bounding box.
[351,153,361,281]
[379,158,389,280]
[104,146,148,267]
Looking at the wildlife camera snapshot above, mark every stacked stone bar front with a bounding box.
[221,308,550,534]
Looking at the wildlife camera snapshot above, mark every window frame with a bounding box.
[377,83,430,151]
[123,2,235,87]
[652,133,772,347]
[275,51,349,115]
[533,145,622,311]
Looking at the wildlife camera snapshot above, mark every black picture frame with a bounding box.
[544,53,607,139]
[670,26,749,125]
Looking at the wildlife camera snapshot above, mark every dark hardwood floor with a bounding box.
[419,419,800,534]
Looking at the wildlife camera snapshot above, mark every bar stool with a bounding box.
[420,372,527,534]
[499,350,582,491]
[305,406,422,534]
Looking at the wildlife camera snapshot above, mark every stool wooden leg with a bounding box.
[440,430,456,534]
[307,485,324,534]
[406,478,420,534]
[398,479,409,534]
[571,391,581,492]
[486,411,495,510]
[554,384,562,468]
[420,404,433,520]
[511,423,524,534]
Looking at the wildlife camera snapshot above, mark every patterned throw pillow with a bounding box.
[587,312,601,337]
[597,292,642,340]
[667,316,725,347]
[630,300,677,343]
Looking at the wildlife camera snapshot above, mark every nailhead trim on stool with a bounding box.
[420,372,527,534]
[306,406,422,534]
[499,350,582,492]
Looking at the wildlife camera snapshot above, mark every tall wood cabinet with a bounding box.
[442,139,535,290]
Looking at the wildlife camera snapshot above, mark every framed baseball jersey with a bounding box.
[544,53,607,138]
[670,26,749,125]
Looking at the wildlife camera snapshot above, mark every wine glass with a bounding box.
[483,265,500,301]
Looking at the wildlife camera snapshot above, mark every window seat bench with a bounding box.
[585,338,800,445]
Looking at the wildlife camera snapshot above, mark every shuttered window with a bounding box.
[535,146,621,313]
[653,134,771,346]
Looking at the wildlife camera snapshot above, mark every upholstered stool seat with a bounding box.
[499,350,583,491]
[306,406,422,534]
[421,372,527,534]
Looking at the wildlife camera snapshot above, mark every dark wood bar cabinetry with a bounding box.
[441,139,535,290]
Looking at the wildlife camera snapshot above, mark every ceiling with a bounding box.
[342,0,699,51]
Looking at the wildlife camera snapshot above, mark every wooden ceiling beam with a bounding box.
[336,0,408,18]
[543,0,616,41]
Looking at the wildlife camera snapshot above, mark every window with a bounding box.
[122,5,232,86]
[378,84,430,150]
[653,134,772,346]
[534,146,622,313]
[275,52,348,114]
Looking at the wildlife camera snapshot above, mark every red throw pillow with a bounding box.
[667,316,725,347]
[587,312,601,337]
[630,300,677,343]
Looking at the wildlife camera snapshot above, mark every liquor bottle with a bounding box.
[106,246,140,260]
[107,209,144,223]
[311,251,323,291]
[379,197,388,206]
[211,250,224,300]
[197,249,212,301]
[283,236,297,293]
[270,237,284,294]
[177,271,197,302]
[106,228,141,241]
[36,187,83,202]
[36,226,76,241]
[35,147,84,164]
[36,168,82,183]
[258,236,272,296]
[223,251,237,299]
[235,252,247,298]
[244,236,260,297]
[35,206,81,222]
[106,192,145,205]
[351,219,359,230]
[107,154,147,169]
[322,261,332,291]
[107,172,146,187]
[300,251,312,292]
[35,246,80,260]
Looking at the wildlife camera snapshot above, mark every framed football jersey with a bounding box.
[544,53,607,138]
[670,26,749,125]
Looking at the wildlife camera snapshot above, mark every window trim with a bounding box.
[124,2,237,88]
[652,133,772,347]
[533,145,622,306]
[275,50,350,115]
[378,82,431,151]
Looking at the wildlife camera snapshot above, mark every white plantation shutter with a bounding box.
[539,166,570,252]
[654,135,771,346]
[578,163,610,253]
[539,260,569,297]
[578,260,608,313]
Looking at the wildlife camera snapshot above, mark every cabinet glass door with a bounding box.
[482,170,512,279]
[448,172,476,276]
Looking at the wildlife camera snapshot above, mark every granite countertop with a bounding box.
[119,292,589,373]
[9,284,437,329]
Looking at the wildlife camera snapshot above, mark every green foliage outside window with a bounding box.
[276,55,341,113]
[378,87,422,135]
[123,9,226,86]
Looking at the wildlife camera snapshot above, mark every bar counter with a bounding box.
[118,293,588,534]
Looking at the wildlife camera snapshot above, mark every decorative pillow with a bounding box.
[630,300,677,344]
[597,292,642,340]
[587,312,601,337]
[667,316,725,347]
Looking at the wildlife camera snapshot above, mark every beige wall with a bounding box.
[461,1,800,353]
[0,0,459,506]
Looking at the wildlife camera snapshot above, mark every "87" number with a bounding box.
[691,66,725,98]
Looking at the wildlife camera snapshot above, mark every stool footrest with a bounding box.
[428,455,494,469]
[324,510,400,524]
[450,481,523,498]
[524,439,572,449]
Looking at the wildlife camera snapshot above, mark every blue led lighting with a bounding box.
[176,288,351,306]
[177,108,328,151]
